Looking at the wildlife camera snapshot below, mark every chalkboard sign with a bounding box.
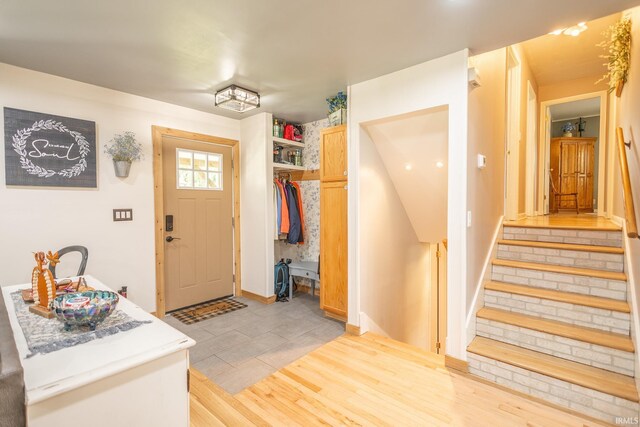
[4,107,97,188]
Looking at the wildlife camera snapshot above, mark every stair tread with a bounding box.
[477,307,634,352]
[502,219,621,231]
[468,336,638,402]
[492,258,627,281]
[497,239,624,254]
[485,281,630,313]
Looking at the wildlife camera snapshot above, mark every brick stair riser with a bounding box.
[468,353,639,423]
[497,244,624,272]
[484,289,631,335]
[476,317,634,376]
[491,265,627,301]
[503,227,622,248]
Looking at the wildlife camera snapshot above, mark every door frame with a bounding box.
[151,126,241,318]
[505,46,521,220]
[525,81,537,217]
[537,91,607,216]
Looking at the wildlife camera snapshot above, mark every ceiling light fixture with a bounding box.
[436,161,444,168]
[549,22,588,37]
[404,163,413,171]
[214,84,260,113]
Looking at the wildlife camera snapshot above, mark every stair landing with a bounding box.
[503,214,621,231]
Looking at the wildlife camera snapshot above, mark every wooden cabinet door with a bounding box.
[577,140,594,211]
[559,141,578,210]
[320,125,347,182]
[320,180,348,320]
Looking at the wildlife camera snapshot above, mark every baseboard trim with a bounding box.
[240,290,276,305]
[345,323,362,336]
[465,216,503,334]
[444,355,469,373]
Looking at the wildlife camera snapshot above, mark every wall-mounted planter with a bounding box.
[113,160,132,178]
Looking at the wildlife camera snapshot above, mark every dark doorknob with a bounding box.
[166,236,181,242]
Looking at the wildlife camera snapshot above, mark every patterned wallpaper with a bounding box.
[274,118,329,267]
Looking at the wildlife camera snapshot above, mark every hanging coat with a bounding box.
[292,182,305,244]
[273,182,281,240]
[274,179,290,233]
[286,183,302,244]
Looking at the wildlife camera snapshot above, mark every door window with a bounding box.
[176,148,223,190]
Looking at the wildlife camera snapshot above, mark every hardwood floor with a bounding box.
[503,214,620,230]
[191,333,609,426]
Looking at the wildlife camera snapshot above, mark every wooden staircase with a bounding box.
[468,220,639,423]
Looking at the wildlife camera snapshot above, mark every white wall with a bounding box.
[0,63,239,312]
[466,49,507,319]
[239,113,274,298]
[359,129,432,349]
[349,50,469,358]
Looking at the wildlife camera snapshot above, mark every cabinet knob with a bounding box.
[344,184,348,190]
[343,170,348,176]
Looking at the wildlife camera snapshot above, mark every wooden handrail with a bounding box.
[616,127,638,238]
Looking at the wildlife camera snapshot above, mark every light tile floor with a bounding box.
[162,292,344,394]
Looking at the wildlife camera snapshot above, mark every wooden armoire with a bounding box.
[319,125,348,321]
[549,137,596,213]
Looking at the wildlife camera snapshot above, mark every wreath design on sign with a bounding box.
[11,119,90,178]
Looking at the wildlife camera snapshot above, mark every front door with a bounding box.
[162,136,234,312]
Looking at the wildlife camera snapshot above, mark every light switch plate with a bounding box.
[113,209,133,222]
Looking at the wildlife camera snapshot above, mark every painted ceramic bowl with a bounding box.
[52,291,119,331]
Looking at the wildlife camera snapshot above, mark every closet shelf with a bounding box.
[273,163,307,171]
[273,136,305,148]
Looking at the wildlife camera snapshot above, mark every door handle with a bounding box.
[166,236,181,242]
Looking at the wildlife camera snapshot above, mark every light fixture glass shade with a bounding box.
[215,85,260,113]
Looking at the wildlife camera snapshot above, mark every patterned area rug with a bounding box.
[11,291,150,358]
[171,297,247,325]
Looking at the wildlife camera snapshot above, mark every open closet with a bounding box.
[273,122,348,321]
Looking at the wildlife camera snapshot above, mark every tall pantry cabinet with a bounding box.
[320,125,348,321]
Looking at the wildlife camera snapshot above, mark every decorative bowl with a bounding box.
[52,291,119,331]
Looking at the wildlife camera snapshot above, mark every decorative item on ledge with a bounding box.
[104,131,143,178]
[597,17,632,97]
[561,121,575,137]
[326,91,347,126]
[29,251,58,318]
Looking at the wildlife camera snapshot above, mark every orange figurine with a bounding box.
[28,251,59,318]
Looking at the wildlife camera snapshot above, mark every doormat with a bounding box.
[171,297,247,325]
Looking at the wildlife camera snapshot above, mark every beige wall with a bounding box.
[513,45,538,216]
[613,8,640,337]
[0,63,240,312]
[467,48,507,312]
[539,75,609,102]
[359,128,432,350]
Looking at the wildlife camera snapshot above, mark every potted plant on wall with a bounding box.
[597,16,632,97]
[326,91,347,126]
[104,131,143,178]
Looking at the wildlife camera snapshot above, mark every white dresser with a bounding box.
[1,275,195,427]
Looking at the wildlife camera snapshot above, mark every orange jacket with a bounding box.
[274,180,290,234]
